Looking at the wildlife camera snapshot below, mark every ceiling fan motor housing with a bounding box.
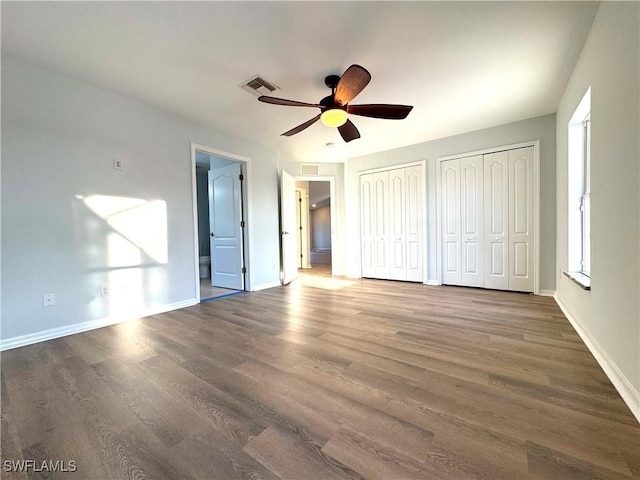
[320,94,345,111]
[324,74,341,90]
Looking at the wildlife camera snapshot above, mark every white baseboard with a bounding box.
[425,280,439,286]
[554,294,640,424]
[0,299,198,352]
[538,289,555,297]
[251,281,281,292]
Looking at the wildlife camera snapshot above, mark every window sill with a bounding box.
[563,271,591,290]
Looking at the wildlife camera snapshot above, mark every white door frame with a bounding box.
[190,143,253,301]
[295,176,338,276]
[280,169,298,285]
[295,186,311,269]
[435,140,540,294]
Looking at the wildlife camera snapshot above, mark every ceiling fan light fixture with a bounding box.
[320,108,348,127]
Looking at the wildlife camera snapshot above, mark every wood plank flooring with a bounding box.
[1,273,638,479]
[199,277,239,301]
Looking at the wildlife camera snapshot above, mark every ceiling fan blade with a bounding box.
[281,114,321,137]
[259,96,321,108]
[338,119,361,143]
[334,65,371,106]
[347,104,413,119]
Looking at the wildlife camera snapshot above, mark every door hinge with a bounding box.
[240,221,245,228]
[300,254,303,259]
[239,174,244,181]
[299,226,303,230]
[299,197,302,203]
[242,266,246,274]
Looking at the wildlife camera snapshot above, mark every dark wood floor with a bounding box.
[1,272,638,479]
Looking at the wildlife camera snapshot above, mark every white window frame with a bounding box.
[581,115,591,276]
[567,88,591,287]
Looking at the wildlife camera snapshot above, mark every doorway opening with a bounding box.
[296,179,333,278]
[192,144,250,301]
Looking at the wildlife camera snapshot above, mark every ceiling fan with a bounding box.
[258,64,413,143]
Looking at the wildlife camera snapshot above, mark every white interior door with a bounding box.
[461,155,484,287]
[508,146,534,292]
[483,151,509,290]
[373,171,390,280]
[280,170,298,285]
[389,168,406,281]
[405,165,423,282]
[360,174,375,278]
[209,163,244,290]
[441,159,461,285]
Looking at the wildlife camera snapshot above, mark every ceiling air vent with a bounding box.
[240,75,279,97]
[300,163,320,176]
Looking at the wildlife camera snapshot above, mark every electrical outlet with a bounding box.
[100,286,110,297]
[113,158,123,170]
[43,293,55,307]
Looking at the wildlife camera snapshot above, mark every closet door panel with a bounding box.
[508,147,534,292]
[405,165,423,282]
[360,174,375,278]
[389,168,407,280]
[490,242,506,276]
[373,171,390,279]
[483,151,509,290]
[441,159,461,285]
[460,156,483,287]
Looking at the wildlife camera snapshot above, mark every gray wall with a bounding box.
[311,205,332,250]
[555,2,639,412]
[1,55,280,346]
[345,114,557,291]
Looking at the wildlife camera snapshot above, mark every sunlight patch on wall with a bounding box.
[77,194,168,264]
[75,194,170,320]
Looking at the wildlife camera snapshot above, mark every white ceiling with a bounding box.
[1,1,598,163]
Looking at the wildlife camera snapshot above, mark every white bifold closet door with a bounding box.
[507,147,534,291]
[441,156,483,287]
[483,151,509,290]
[361,171,390,279]
[441,146,534,292]
[461,156,484,287]
[441,159,462,285]
[373,171,391,279]
[361,165,423,282]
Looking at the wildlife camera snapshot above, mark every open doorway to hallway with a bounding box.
[296,180,332,277]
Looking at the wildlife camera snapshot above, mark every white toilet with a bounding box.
[199,256,211,279]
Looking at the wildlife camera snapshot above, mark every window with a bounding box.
[581,115,590,275]
[566,88,591,289]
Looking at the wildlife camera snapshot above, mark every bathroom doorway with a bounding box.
[192,144,249,301]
